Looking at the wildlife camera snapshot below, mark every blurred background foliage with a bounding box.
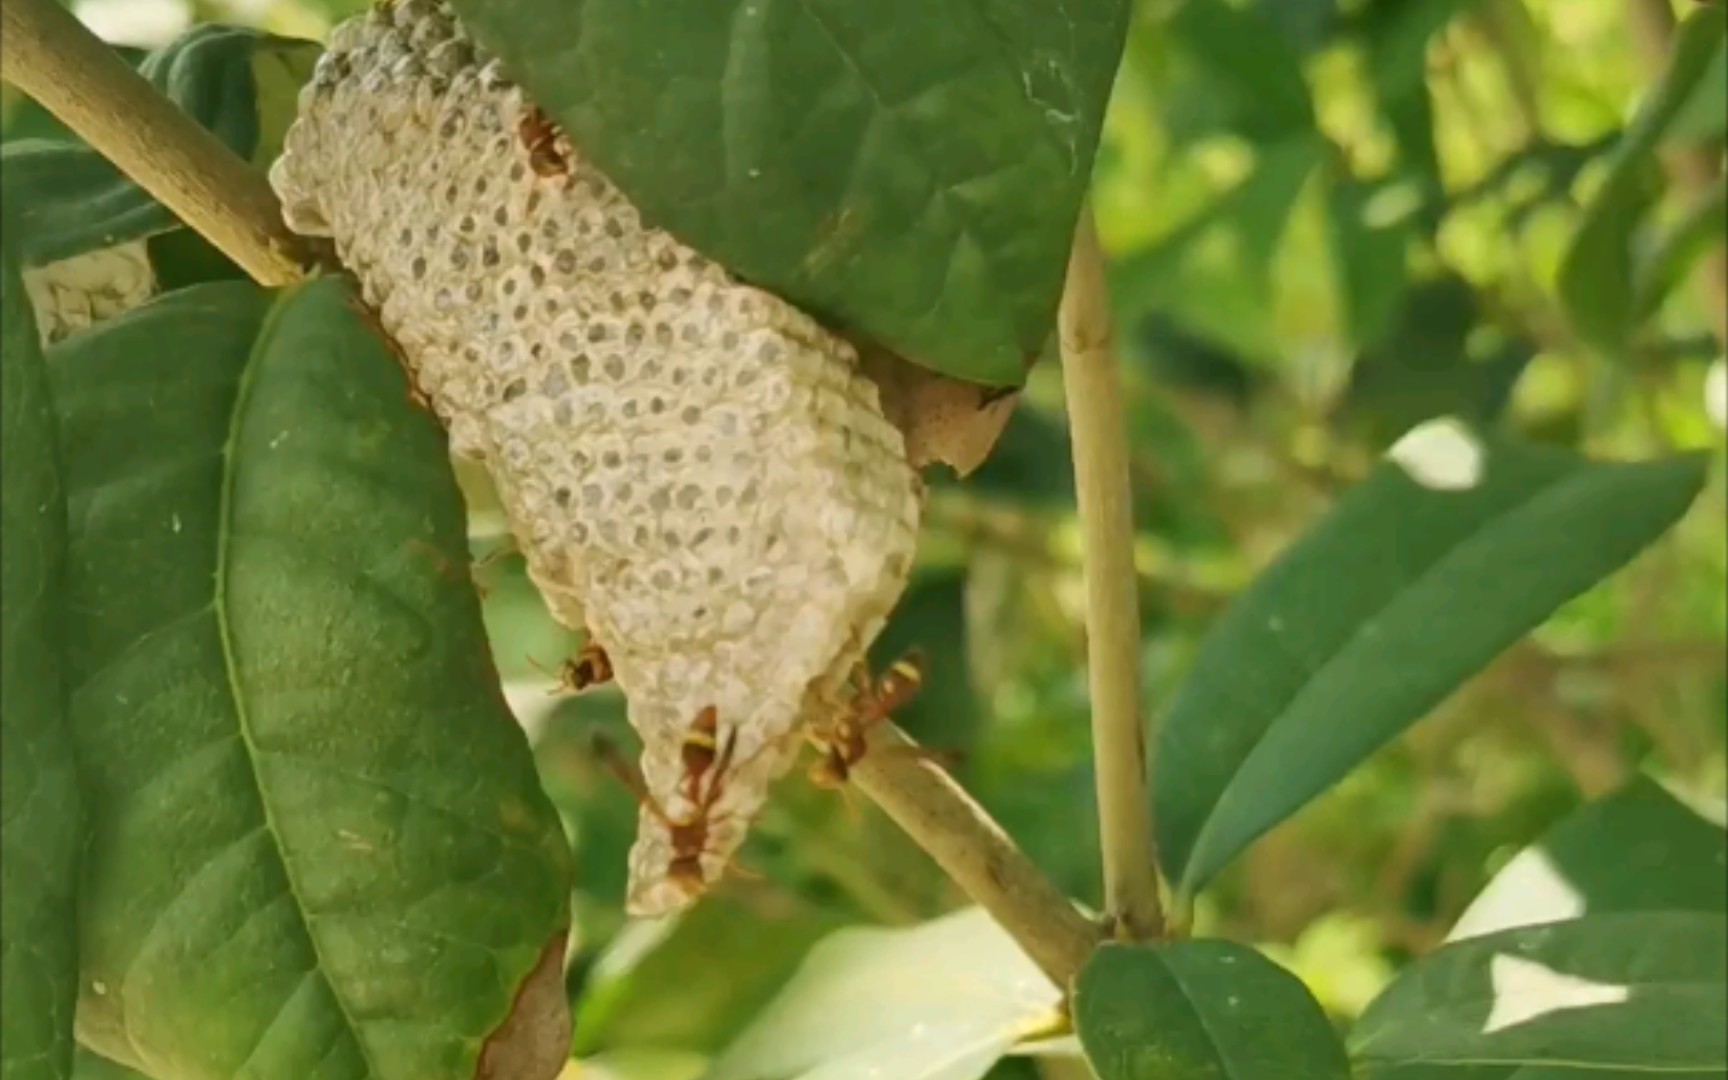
[11,0,1724,1077]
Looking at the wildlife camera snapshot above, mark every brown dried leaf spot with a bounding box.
[477,932,571,1080]
[855,340,1021,477]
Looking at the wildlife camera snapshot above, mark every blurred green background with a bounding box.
[12,0,1724,1076]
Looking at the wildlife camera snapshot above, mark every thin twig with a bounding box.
[4,0,1106,986]
[1058,208,1164,941]
[851,723,1101,987]
[0,0,316,285]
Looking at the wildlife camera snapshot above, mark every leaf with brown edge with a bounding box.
[479,933,572,1080]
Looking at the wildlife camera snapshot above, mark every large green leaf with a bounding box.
[4,25,320,266]
[0,181,81,1080]
[53,277,573,1080]
[1449,777,1726,943]
[1074,940,1351,1080]
[1155,421,1708,897]
[447,0,1130,386]
[1367,782,1727,1080]
[1350,912,1727,1072]
[1557,5,1727,357]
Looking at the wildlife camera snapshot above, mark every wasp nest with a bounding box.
[270,0,923,915]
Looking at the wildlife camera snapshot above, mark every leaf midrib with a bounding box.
[213,281,382,1077]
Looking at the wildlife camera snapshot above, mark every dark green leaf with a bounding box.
[1358,0,1468,198]
[1664,32,1728,144]
[3,26,320,266]
[1155,424,1708,897]
[54,278,573,1079]
[1344,276,1534,443]
[1157,0,1315,144]
[868,569,979,757]
[1326,172,1415,349]
[1635,180,1728,324]
[1074,940,1352,1080]
[1249,0,1338,56]
[1448,776,1725,942]
[1558,5,1727,356]
[1351,912,1727,1071]
[448,0,1131,386]
[1,175,81,1080]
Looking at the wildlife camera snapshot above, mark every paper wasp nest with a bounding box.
[270,0,923,914]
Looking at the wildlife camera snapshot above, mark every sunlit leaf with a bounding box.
[709,908,1060,1080]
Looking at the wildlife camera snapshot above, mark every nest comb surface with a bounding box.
[270,0,924,915]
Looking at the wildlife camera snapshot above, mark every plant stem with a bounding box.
[851,724,1101,986]
[0,0,315,285]
[1058,208,1164,941]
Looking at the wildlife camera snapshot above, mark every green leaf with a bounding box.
[572,896,843,1058]
[1634,180,1728,325]
[1158,0,1316,145]
[1326,172,1415,349]
[1344,276,1534,444]
[1558,5,1727,356]
[1,176,81,1080]
[447,0,1131,386]
[1155,422,1708,897]
[1449,777,1726,943]
[709,907,1060,1080]
[868,568,980,758]
[3,26,321,266]
[1664,32,1728,144]
[71,1048,153,1080]
[1074,940,1352,1080]
[53,278,573,1080]
[1350,912,1727,1072]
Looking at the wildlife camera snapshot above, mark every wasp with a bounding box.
[517,105,569,179]
[531,638,614,695]
[595,704,745,901]
[808,650,927,789]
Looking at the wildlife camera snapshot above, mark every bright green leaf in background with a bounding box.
[1351,912,1727,1073]
[1557,5,1728,357]
[1,190,82,1080]
[709,908,1061,1080]
[52,278,573,1080]
[1155,420,1707,898]
[447,0,1131,386]
[1074,940,1351,1080]
[3,25,319,267]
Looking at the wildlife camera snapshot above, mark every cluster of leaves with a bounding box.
[2,2,1724,1080]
